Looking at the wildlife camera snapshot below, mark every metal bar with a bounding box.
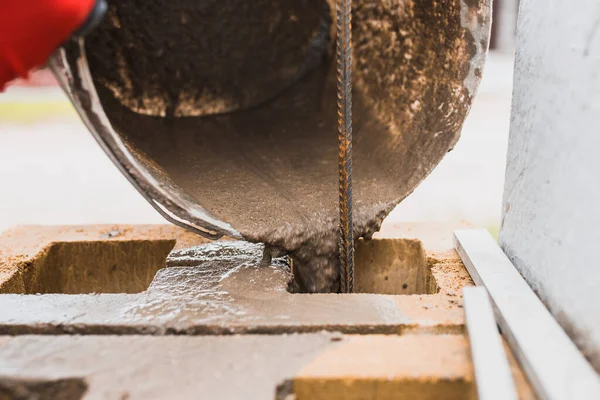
[463,286,518,400]
[455,229,600,400]
[336,0,354,293]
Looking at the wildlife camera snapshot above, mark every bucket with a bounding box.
[50,0,491,292]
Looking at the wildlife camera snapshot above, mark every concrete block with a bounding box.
[0,334,534,400]
[0,225,210,294]
[0,227,469,334]
[0,225,536,399]
[355,238,437,295]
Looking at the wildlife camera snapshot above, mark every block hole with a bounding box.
[290,238,440,295]
[3,238,439,296]
[3,240,175,294]
[352,238,439,295]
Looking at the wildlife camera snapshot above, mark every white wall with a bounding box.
[499,0,600,371]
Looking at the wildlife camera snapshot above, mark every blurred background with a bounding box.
[0,0,519,237]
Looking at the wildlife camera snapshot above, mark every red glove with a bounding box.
[0,0,105,91]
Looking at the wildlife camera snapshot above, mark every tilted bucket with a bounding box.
[50,0,491,292]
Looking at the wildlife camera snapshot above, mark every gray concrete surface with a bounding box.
[499,0,600,370]
[0,52,514,235]
[0,334,474,400]
[0,333,335,400]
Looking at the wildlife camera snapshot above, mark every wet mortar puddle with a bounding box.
[0,241,467,336]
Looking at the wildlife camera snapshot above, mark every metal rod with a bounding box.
[336,0,354,293]
[463,286,518,400]
[455,229,600,399]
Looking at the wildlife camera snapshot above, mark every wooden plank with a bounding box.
[463,286,518,400]
[455,229,600,400]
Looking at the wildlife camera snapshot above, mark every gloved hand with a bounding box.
[0,0,107,91]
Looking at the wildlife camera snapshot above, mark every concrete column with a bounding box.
[499,0,600,370]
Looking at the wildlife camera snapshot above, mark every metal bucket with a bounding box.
[50,0,491,289]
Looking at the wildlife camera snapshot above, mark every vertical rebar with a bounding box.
[336,0,354,293]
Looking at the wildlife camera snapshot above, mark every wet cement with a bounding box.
[0,334,490,400]
[0,237,470,335]
[82,0,489,292]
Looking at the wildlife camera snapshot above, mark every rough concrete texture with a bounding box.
[0,334,534,400]
[499,0,600,372]
[0,225,470,335]
[355,238,437,295]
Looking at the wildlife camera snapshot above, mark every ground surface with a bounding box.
[0,52,514,235]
